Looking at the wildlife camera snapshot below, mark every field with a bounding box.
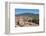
[15,15,39,27]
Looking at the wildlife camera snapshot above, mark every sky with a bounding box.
[15,8,39,15]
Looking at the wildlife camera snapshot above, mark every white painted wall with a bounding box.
[0,0,46,36]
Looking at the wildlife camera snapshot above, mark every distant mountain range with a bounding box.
[15,13,39,16]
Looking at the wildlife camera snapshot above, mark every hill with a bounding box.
[15,13,39,16]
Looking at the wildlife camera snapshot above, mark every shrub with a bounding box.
[32,18,39,24]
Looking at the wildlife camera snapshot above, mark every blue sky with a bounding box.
[15,8,39,15]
